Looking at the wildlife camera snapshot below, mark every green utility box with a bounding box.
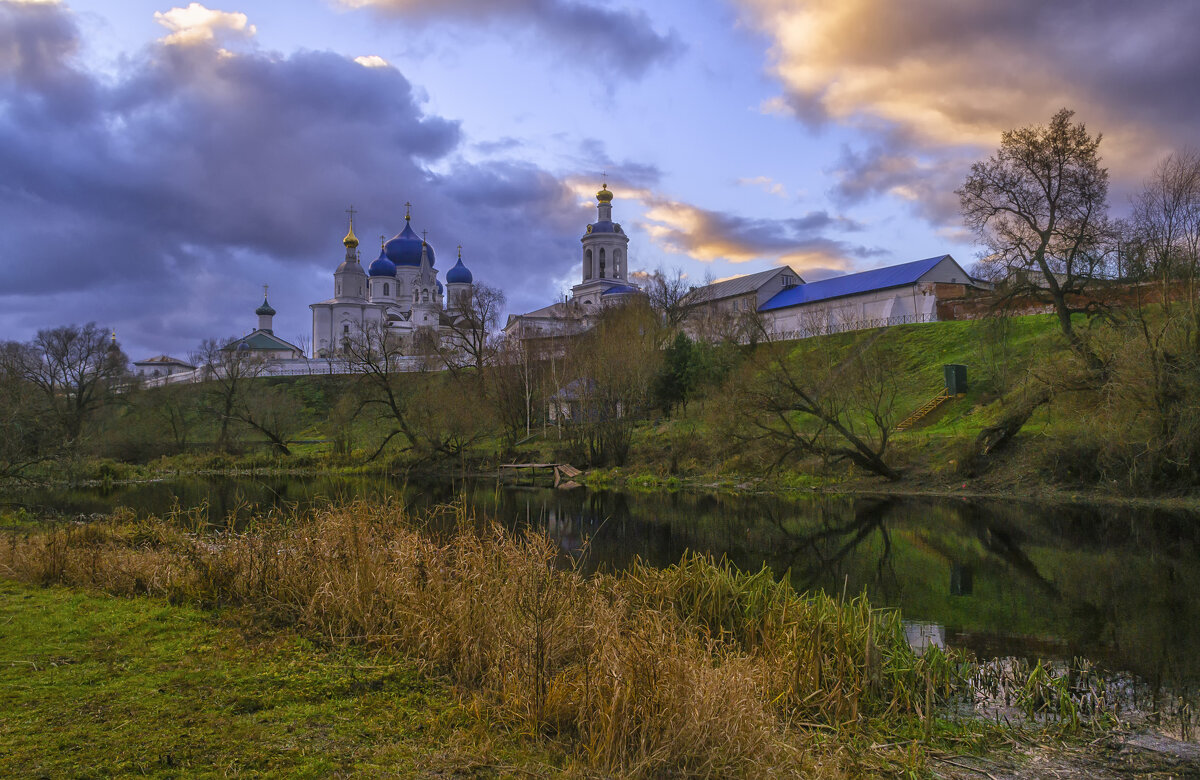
[944,364,967,396]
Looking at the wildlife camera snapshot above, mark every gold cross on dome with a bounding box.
[404,201,412,220]
[345,205,357,224]
[262,284,268,298]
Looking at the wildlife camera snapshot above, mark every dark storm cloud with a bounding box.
[344,0,682,78]
[0,1,586,358]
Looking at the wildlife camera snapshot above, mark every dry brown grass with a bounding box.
[1,501,962,778]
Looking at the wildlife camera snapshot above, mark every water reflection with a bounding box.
[7,476,1200,703]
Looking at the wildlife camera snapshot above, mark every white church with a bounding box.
[310,205,476,357]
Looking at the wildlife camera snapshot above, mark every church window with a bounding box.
[423,290,429,303]
[599,248,606,278]
[614,250,621,276]
[343,324,350,334]
[384,283,390,296]
[585,249,592,279]
[337,283,342,296]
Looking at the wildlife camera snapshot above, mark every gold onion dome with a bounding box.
[343,223,359,249]
[596,184,613,203]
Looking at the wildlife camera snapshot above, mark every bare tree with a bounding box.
[138,382,203,451]
[441,282,506,374]
[491,335,543,447]
[0,342,61,479]
[642,267,693,332]
[958,109,1114,366]
[1129,150,1200,350]
[4,322,127,444]
[732,332,902,480]
[339,321,421,461]
[564,299,663,465]
[230,383,305,455]
[192,337,267,452]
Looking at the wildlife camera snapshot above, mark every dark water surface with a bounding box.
[7,474,1200,697]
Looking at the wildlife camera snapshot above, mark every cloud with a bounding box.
[339,0,682,78]
[154,3,256,46]
[353,54,389,68]
[629,190,877,273]
[0,1,589,358]
[737,175,787,198]
[829,138,970,229]
[737,0,1200,218]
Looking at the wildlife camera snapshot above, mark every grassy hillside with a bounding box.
[58,310,1195,498]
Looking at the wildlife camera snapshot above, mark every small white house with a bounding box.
[133,355,195,379]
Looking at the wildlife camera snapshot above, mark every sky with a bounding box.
[2,0,1198,360]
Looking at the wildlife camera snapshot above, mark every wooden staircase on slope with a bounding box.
[895,389,951,431]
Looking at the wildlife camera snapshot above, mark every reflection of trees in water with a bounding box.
[756,497,898,596]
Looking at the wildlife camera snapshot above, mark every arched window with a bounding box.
[584,249,593,280]
[383,282,390,296]
[423,290,429,303]
[336,283,342,296]
[614,250,621,277]
[599,248,606,278]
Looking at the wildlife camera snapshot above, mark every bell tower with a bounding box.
[571,179,632,306]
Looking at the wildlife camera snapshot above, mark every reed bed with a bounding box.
[2,501,965,777]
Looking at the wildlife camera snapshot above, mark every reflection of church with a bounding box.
[310,205,477,357]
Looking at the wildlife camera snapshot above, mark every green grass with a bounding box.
[0,581,554,778]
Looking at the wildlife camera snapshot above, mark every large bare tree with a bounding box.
[4,322,127,444]
[734,334,902,481]
[959,109,1114,365]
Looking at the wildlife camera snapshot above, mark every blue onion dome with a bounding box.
[236,341,251,352]
[446,256,473,284]
[437,281,444,294]
[255,297,276,316]
[384,217,436,267]
[368,245,396,277]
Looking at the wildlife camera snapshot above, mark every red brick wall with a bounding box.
[936,280,1192,321]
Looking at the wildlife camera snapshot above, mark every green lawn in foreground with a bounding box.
[0,581,551,778]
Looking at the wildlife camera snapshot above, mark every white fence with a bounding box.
[140,356,436,387]
[766,312,936,343]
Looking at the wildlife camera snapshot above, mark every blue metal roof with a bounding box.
[385,221,436,267]
[758,255,953,312]
[586,220,621,235]
[601,284,638,296]
[445,257,473,284]
[368,247,397,277]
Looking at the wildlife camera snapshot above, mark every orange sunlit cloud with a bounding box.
[566,176,858,274]
[737,0,1189,179]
